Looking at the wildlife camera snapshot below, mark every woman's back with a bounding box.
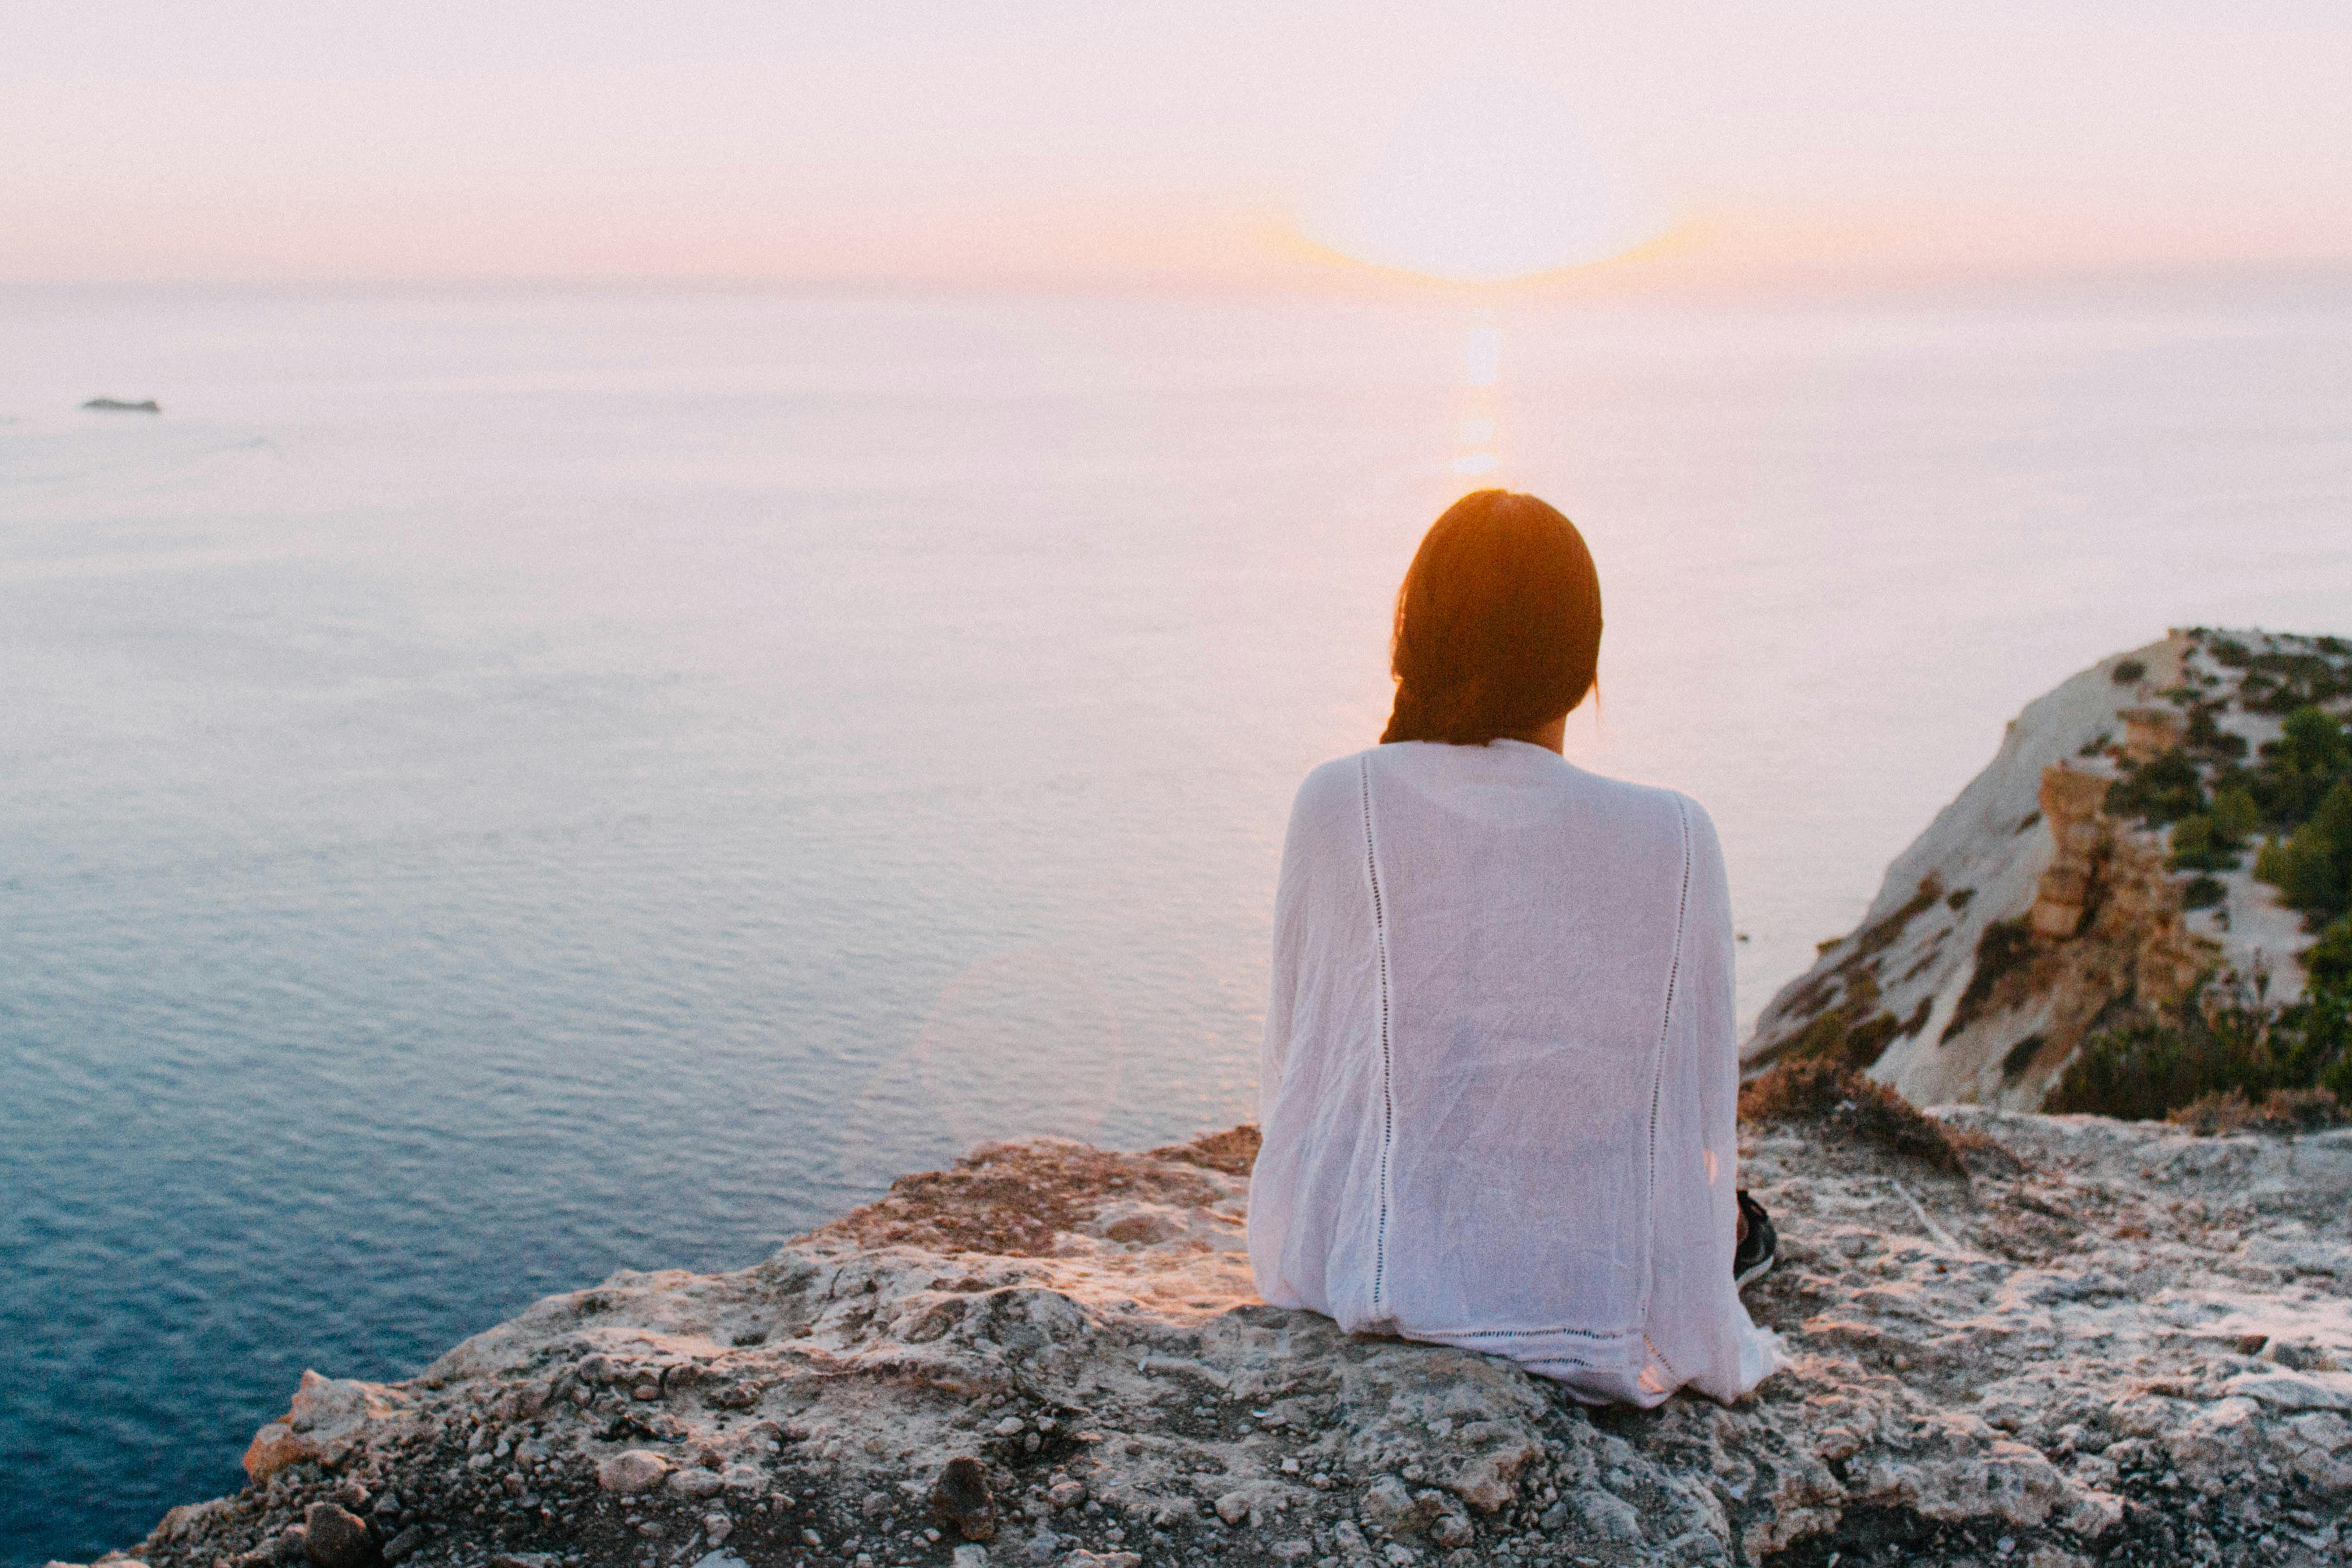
[1248,738,1778,1405]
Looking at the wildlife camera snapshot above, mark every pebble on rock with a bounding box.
[301,1502,378,1568]
[930,1454,998,1542]
[1570,1488,1641,1542]
[1431,1513,1475,1549]
[597,1449,672,1494]
[668,1466,726,1499]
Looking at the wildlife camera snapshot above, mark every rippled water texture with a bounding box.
[4,284,2350,1561]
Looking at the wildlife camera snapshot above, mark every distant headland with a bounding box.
[1748,629,2352,1123]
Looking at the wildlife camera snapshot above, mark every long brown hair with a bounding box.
[1379,490,1602,746]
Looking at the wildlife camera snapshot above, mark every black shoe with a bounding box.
[1734,1190,1776,1289]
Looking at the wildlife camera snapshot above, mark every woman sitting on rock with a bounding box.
[1247,489,1781,1406]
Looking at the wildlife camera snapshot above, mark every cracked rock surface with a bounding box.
[74,1113,2352,1568]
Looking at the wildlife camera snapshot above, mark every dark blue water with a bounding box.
[7,283,2352,1564]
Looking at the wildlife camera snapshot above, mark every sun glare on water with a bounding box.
[1450,317,1504,477]
[1302,71,1662,485]
[1303,70,1662,286]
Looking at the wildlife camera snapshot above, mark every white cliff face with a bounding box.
[1744,630,2335,1110]
[97,1118,2352,1568]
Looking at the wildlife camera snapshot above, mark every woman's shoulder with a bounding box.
[1297,744,1720,839]
[1287,750,1375,830]
[1568,767,1716,831]
[1296,746,1373,789]
[1568,770,1726,867]
[1373,740,1710,811]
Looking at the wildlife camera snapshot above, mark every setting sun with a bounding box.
[1302,69,1663,284]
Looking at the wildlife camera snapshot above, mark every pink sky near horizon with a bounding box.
[6,2,2351,293]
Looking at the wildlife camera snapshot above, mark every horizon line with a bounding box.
[9,253,2352,307]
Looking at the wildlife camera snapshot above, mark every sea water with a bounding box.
[4,281,2349,1561]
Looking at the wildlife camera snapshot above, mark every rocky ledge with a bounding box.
[81,1099,2352,1568]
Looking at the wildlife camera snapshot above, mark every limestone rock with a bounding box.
[596,1449,671,1494]
[242,1369,415,1483]
[299,1503,375,1568]
[150,1499,233,1545]
[111,1122,2352,1568]
[930,1454,997,1542]
[1570,1487,1640,1540]
[667,1465,725,1498]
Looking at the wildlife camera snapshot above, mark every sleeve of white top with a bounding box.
[1648,799,1783,1401]
[1249,757,1365,1311]
[1256,781,1312,1130]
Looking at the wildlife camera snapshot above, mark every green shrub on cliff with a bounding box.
[2170,788,2259,872]
[2250,706,2349,825]
[2234,648,2352,715]
[2049,968,2352,1120]
[2185,704,2250,761]
[2107,749,2207,826]
[2307,913,2352,990]
[2256,779,2352,922]
[2050,1020,2237,1123]
[2166,1086,2346,1134]
[2231,703,2352,925]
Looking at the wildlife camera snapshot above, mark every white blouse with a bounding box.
[1248,739,1780,1406]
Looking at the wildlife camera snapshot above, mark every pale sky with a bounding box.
[6,2,2350,289]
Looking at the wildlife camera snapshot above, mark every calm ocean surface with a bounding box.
[4,282,2350,1561]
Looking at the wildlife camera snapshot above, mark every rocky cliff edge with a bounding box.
[69,1103,2352,1568]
